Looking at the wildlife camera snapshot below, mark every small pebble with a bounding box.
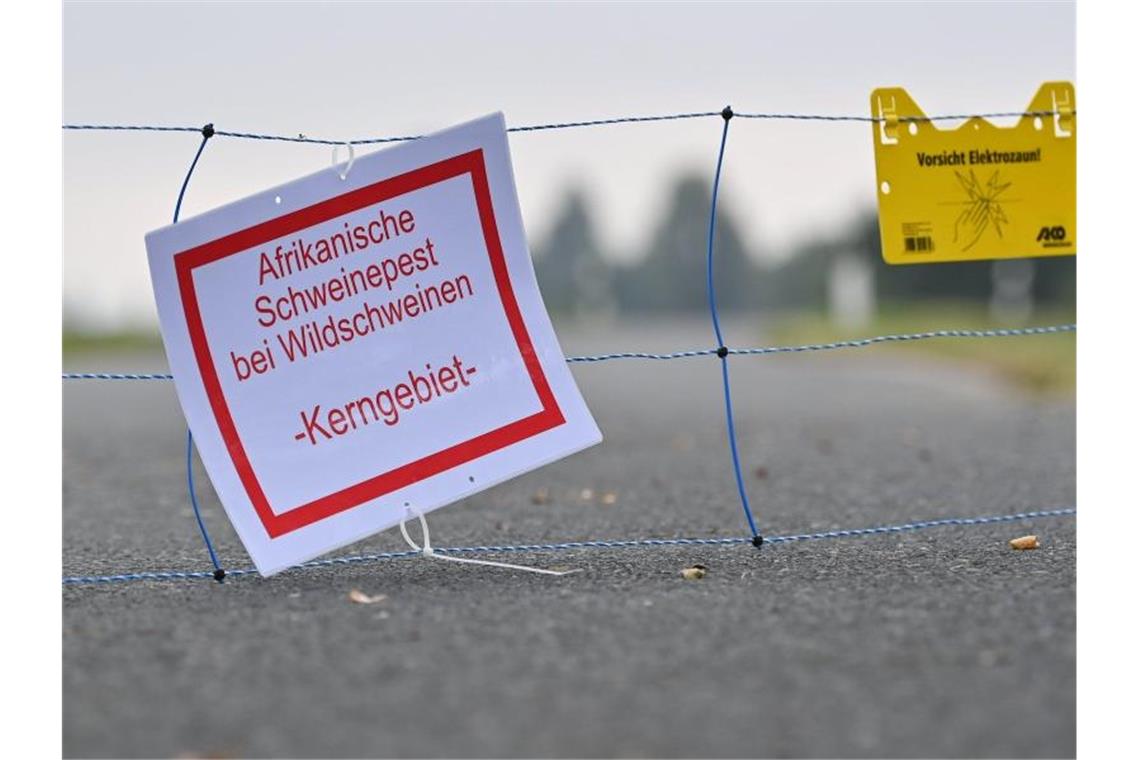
[681,564,708,580]
[671,434,694,451]
[348,589,387,604]
[1009,535,1040,550]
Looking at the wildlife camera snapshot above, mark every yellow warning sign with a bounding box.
[871,82,1075,265]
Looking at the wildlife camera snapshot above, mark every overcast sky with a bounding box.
[64,0,1074,330]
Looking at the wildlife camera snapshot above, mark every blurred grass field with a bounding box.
[766,301,1076,395]
[63,331,161,355]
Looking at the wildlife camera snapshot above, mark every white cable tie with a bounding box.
[332,141,356,180]
[399,507,578,577]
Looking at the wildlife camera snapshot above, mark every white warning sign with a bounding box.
[146,114,601,575]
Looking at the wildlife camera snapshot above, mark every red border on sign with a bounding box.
[174,150,565,538]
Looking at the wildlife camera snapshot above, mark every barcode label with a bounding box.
[904,235,934,253]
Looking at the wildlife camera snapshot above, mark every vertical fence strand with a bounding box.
[705,108,760,541]
[171,125,225,581]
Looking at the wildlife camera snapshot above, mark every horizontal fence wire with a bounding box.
[62,108,1070,145]
[62,507,1076,586]
[61,323,1077,380]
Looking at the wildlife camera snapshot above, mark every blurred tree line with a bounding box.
[532,173,1076,316]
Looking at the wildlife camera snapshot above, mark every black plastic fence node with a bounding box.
[201,123,215,139]
[213,568,226,582]
[751,535,764,549]
[716,346,729,359]
[721,106,734,121]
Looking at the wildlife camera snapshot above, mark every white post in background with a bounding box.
[990,259,1036,323]
[828,252,876,330]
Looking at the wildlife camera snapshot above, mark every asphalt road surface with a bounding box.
[63,320,1076,758]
